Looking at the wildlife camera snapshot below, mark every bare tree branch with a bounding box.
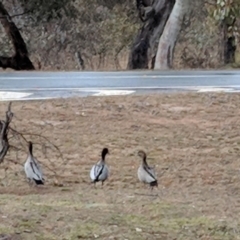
[0,102,64,183]
[0,102,13,163]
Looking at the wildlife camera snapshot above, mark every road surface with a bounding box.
[0,70,240,100]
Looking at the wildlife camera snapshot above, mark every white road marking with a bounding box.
[0,86,239,102]
[0,91,32,100]
[93,90,135,96]
[0,97,59,102]
[197,87,240,92]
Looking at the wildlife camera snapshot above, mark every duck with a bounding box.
[137,150,158,190]
[24,141,44,185]
[90,148,109,186]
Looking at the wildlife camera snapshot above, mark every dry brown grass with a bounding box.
[1,93,240,239]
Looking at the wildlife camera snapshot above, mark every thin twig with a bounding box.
[9,127,28,143]
[9,144,25,153]
[0,102,64,181]
[9,128,64,161]
[4,157,23,167]
[0,10,32,20]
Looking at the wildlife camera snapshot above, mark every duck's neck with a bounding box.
[29,143,33,156]
[102,152,106,161]
[142,154,148,166]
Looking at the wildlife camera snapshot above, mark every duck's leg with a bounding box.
[150,184,157,191]
[91,180,96,188]
[27,178,34,188]
[149,184,153,191]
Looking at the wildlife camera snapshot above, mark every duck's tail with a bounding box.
[91,179,98,184]
[34,179,44,185]
[150,180,158,188]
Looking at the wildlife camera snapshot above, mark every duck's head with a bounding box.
[102,148,109,160]
[137,150,146,159]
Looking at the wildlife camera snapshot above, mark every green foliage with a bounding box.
[212,0,240,22]
[206,0,240,36]
[19,0,78,22]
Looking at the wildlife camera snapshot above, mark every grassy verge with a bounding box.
[1,93,240,239]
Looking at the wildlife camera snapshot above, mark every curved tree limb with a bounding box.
[0,102,64,182]
[127,0,175,70]
[0,2,35,70]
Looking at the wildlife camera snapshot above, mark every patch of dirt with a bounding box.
[1,92,240,239]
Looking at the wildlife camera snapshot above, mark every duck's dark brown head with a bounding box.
[102,148,109,160]
[138,150,146,159]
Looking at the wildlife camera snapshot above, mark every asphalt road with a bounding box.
[0,70,240,100]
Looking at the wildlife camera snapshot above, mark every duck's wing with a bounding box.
[24,159,31,179]
[90,164,97,181]
[97,164,109,181]
[90,161,105,181]
[26,157,44,181]
[143,165,157,183]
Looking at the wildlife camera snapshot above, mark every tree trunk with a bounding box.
[127,0,175,70]
[154,0,188,70]
[221,20,236,65]
[0,2,35,70]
